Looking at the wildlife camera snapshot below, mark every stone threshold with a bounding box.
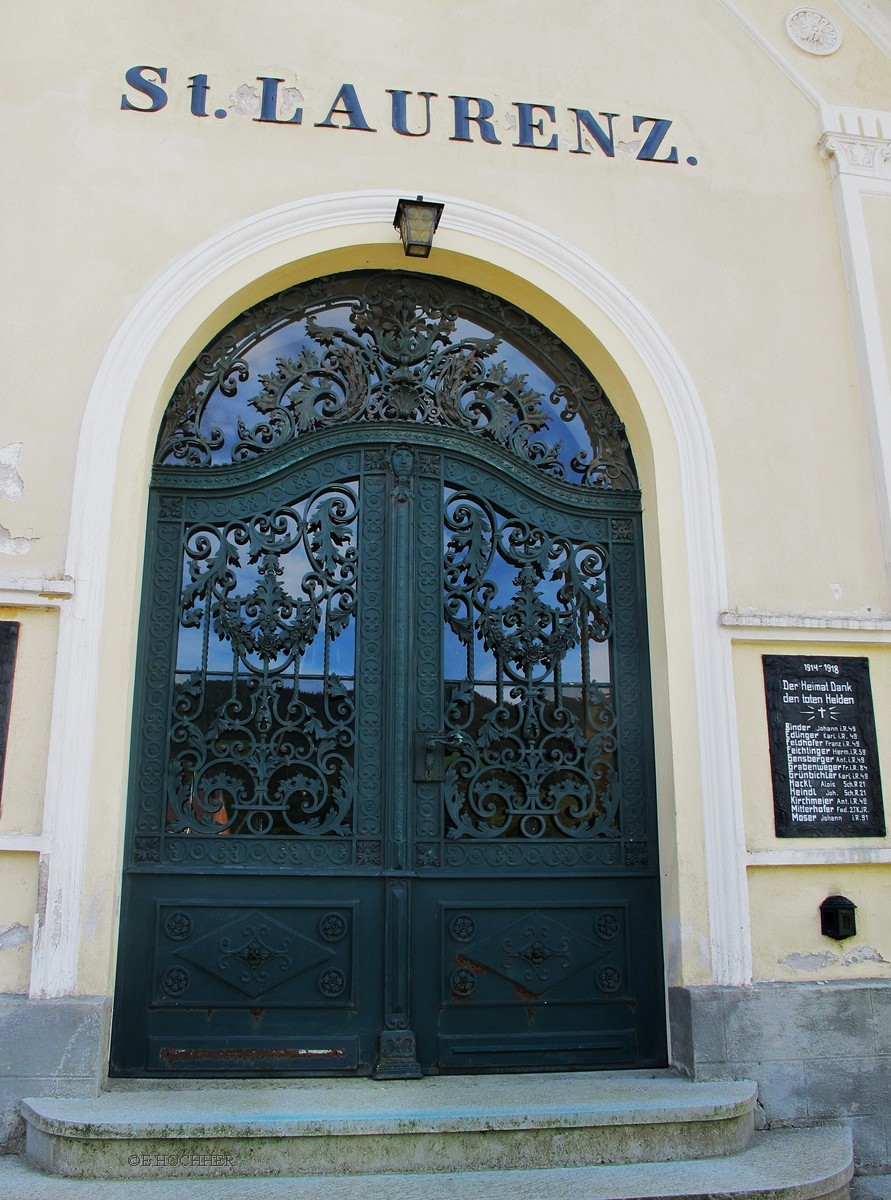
[22,1071,759,1179]
[33,1070,757,1135]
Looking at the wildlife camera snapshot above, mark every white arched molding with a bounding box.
[29,192,752,998]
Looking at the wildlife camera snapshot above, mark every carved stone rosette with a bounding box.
[785,7,843,54]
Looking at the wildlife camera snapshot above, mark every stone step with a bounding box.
[22,1071,757,1179]
[0,1126,854,1200]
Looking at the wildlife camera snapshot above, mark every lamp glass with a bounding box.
[394,197,442,258]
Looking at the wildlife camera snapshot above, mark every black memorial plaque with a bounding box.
[763,655,885,837]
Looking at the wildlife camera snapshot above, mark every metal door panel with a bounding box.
[409,879,663,1071]
[111,272,664,1077]
[112,874,383,1076]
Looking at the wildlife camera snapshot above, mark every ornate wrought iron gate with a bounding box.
[110,272,665,1076]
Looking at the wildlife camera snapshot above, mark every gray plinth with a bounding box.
[0,995,108,1154]
[670,981,891,1171]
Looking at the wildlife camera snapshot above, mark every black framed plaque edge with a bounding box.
[0,621,20,799]
[763,654,886,839]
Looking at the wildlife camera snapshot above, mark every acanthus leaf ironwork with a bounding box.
[442,490,621,844]
[156,273,637,492]
[164,484,360,841]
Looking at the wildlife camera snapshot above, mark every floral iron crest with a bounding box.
[156,272,637,490]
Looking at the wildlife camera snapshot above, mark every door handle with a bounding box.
[414,731,472,781]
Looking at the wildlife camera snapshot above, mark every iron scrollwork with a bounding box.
[442,489,620,843]
[116,268,661,1078]
[165,484,359,839]
[155,273,637,492]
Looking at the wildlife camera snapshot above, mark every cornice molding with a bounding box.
[722,609,891,632]
[821,132,891,180]
[0,576,74,609]
[0,834,46,853]
[748,847,891,866]
[834,0,891,58]
[820,126,891,182]
[713,0,822,107]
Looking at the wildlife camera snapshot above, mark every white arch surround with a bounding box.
[29,191,752,999]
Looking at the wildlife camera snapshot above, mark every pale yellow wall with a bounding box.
[748,864,891,981]
[0,854,38,993]
[1,1,889,998]
[4,0,888,610]
[739,0,891,108]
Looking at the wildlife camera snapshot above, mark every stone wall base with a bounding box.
[0,995,109,1154]
[669,982,891,1173]
[3,986,888,1171]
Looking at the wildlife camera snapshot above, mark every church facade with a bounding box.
[1,0,890,1172]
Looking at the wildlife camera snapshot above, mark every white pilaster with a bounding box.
[820,107,891,593]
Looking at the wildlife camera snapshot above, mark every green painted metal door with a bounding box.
[110,273,665,1077]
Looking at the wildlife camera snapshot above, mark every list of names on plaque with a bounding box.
[763,656,885,837]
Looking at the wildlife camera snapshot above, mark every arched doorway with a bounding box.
[110,271,665,1077]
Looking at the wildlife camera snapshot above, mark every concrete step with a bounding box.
[21,1071,757,1179]
[0,1126,853,1200]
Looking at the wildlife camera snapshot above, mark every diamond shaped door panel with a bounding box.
[441,906,616,1001]
[154,905,354,1005]
[409,879,663,1071]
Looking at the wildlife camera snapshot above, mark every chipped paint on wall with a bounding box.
[0,442,34,554]
[0,525,34,555]
[783,950,840,970]
[843,944,886,965]
[228,83,261,117]
[0,923,31,952]
[782,945,887,971]
[0,444,24,502]
[228,82,304,120]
